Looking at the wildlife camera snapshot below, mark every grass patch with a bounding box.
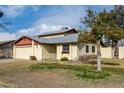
[75,70,110,80]
[29,63,58,71]
[29,63,111,80]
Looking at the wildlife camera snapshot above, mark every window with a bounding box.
[92,46,95,53]
[86,45,89,53]
[62,44,69,53]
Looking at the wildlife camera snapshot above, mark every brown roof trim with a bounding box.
[36,28,78,37]
[12,36,41,45]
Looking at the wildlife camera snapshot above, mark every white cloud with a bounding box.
[0,32,16,41]
[21,6,86,37]
[34,6,87,27]
[0,23,70,42]
[1,5,26,18]
[16,23,69,37]
[0,5,41,18]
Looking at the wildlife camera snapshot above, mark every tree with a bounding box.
[79,6,124,71]
[79,9,109,71]
[104,6,124,58]
[105,28,124,58]
[0,9,11,30]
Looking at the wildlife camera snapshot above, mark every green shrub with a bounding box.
[29,63,58,71]
[60,57,69,61]
[75,70,110,80]
[89,55,97,59]
[30,56,37,61]
[45,63,58,69]
[78,55,89,62]
[29,63,94,72]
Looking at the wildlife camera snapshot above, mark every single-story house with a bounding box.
[0,40,15,59]
[12,28,97,60]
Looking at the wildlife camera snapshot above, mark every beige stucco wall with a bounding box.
[101,47,112,58]
[40,34,64,38]
[119,47,124,59]
[71,44,78,60]
[33,45,42,60]
[56,44,78,60]
[77,44,97,58]
[56,44,62,60]
[42,44,56,60]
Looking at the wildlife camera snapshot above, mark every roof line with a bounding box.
[36,28,77,37]
[11,36,41,45]
[0,40,15,46]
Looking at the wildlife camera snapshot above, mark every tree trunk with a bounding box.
[113,46,119,58]
[97,40,102,71]
[111,47,114,58]
[111,41,114,58]
[111,41,118,58]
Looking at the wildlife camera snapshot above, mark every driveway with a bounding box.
[0,59,31,63]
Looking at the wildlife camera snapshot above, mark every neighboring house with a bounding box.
[12,28,97,60]
[0,40,15,59]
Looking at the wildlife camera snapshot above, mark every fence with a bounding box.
[101,47,112,58]
[119,47,124,59]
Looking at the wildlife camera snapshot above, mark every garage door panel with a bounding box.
[15,46,32,59]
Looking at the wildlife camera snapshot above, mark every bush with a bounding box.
[29,63,49,71]
[75,70,110,80]
[89,55,97,59]
[29,63,87,71]
[60,57,69,61]
[78,55,89,62]
[30,56,37,61]
[78,55,97,62]
[29,63,60,71]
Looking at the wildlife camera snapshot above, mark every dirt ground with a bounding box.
[0,59,124,88]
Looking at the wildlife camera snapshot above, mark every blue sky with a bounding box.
[0,5,114,41]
